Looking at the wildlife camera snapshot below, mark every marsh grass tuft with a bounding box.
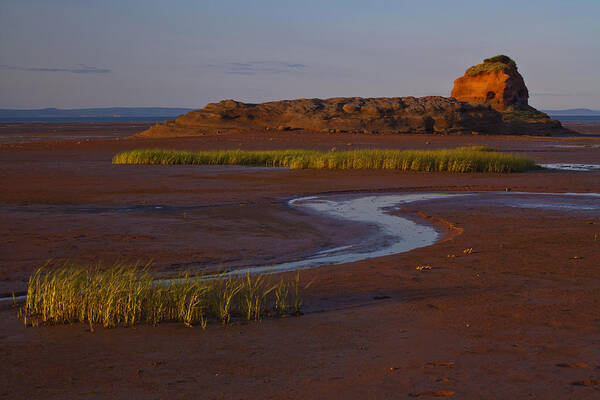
[22,265,309,329]
[112,147,537,173]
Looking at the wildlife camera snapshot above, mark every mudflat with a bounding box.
[0,122,154,143]
[563,121,600,136]
[1,123,600,399]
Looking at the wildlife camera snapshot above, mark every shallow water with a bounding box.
[210,193,464,276]
[549,144,600,149]
[232,191,599,275]
[541,163,600,172]
[468,191,600,212]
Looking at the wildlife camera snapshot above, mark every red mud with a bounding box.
[1,123,600,399]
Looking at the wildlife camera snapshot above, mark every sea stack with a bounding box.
[451,55,529,111]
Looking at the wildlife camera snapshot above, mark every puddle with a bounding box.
[541,163,600,172]
[473,191,600,212]
[549,144,600,149]
[508,191,600,198]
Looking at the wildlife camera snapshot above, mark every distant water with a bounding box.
[3,115,599,123]
[0,116,173,123]
[549,115,600,122]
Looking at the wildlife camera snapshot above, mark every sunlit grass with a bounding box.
[112,147,537,173]
[22,264,310,329]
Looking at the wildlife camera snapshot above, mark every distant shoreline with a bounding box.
[0,107,192,123]
[1,106,599,123]
[0,116,177,123]
[546,115,600,122]
[2,115,600,123]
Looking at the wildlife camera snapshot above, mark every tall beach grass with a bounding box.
[22,265,309,329]
[112,147,537,173]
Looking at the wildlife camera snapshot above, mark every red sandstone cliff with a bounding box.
[451,55,528,111]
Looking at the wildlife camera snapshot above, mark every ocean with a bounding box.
[1,115,599,123]
[0,116,174,123]
[548,115,600,122]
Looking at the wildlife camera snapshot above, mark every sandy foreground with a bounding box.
[1,123,600,399]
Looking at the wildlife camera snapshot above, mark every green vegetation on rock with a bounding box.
[113,147,537,173]
[466,54,517,76]
[502,105,550,121]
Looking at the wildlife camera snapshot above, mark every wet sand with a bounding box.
[0,122,153,143]
[563,121,600,136]
[1,123,600,399]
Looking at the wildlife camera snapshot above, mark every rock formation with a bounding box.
[450,55,569,135]
[137,55,572,138]
[451,55,528,111]
[139,96,504,137]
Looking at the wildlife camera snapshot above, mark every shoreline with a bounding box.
[0,120,599,145]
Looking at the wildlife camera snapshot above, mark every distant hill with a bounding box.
[542,108,600,116]
[0,107,193,119]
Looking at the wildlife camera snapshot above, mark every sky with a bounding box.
[1,0,599,110]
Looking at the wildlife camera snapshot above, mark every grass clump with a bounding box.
[22,265,310,329]
[466,54,517,76]
[112,147,536,173]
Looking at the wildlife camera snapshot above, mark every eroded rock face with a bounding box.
[138,96,504,137]
[451,55,529,111]
[138,55,572,138]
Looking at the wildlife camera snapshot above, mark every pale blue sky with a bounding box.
[1,0,599,109]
